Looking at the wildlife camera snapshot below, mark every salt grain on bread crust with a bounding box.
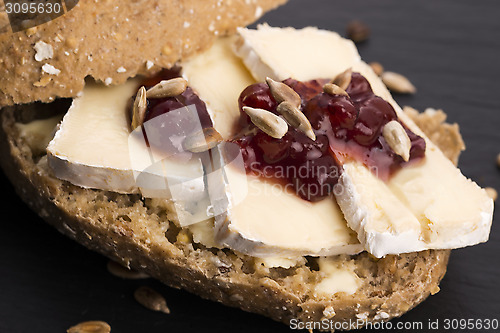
[0,106,459,329]
[0,0,287,107]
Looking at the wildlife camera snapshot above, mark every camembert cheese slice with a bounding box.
[182,36,255,139]
[216,167,362,257]
[234,25,493,257]
[47,80,209,226]
[182,37,363,257]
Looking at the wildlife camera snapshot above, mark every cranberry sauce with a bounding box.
[233,73,426,202]
[132,69,213,156]
[141,68,212,129]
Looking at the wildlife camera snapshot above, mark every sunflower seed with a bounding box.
[146,77,188,99]
[485,187,497,201]
[382,120,411,162]
[266,77,301,108]
[134,286,170,314]
[323,83,349,97]
[369,61,384,76]
[67,321,111,333]
[346,20,371,43]
[381,71,416,94]
[183,127,223,153]
[243,106,288,139]
[496,153,500,168]
[276,101,315,141]
[106,260,149,280]
[332,68,352,91]
[131,86,147,129]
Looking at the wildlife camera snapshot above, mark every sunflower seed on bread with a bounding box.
[266,77,301,107]
[323,83,349,97]
[243,106,288,139]
[382,120,412,161]
[146,78,188,99]
[332,68,352,90]
[182,127,223,153]
[276,101,315,140]
[131,86,147,129]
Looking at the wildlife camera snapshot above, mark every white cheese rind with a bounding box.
[235,25,494,257]
[387,146,494,249]
[47,80,142,193]
[47,80,209,226]
[337,161,423,258]
[235,24,360,82]
[213,166,362,258]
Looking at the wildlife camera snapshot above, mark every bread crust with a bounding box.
[0,106,454,330]
[0,0,286,107]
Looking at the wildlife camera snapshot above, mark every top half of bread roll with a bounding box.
[0,0,287,107]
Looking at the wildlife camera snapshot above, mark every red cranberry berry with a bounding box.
[254,132,293,164]
[238,83,278,120]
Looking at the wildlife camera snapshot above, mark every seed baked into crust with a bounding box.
[0,105,460,330]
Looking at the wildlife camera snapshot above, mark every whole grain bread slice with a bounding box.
[0,104,461,329]
[0,0,286,107]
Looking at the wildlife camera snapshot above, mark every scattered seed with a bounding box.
[134,286,170,314]
[146,77,187,99]
[131,86,147,129]
[381,71,416,94]
[266,77,301,108]
[346,20,371,43]
[243,106,288,139]
[369,62,384,76]
[106,260,149,280]
[323,83,349,97]
[183,127,223,153]
[485,187,497,201]
[67,321,111,333]
[496,153,500,168]
[332,68,352,91]
[276,101,315,141]
[382,120,411,162]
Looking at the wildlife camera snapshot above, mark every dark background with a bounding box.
[1,0,499,332]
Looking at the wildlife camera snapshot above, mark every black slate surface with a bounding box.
[1,0,499,332]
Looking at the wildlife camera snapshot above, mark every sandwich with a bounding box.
[0,0,494,330]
